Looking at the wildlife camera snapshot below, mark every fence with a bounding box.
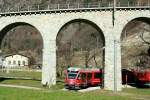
[0,1,150,13]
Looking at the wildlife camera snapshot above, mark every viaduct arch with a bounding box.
[0,9,150,91]
[56,18,105,84]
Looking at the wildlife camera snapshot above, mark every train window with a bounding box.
[87,73,92,80]
[68,73,77,79]
[94,73,102,79]
[77,73,81,80]
[81,73,86,80]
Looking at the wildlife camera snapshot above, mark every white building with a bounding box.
[0,56,4,67]
[3,54,29,68]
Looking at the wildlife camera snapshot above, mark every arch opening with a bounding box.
[121,17,150,87]
[0,22,43,83]
[56,19,105,86]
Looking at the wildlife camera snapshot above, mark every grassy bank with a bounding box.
[122,88,150,95]
[0,70,42,88]
[0,69,149,100]
[0,70,41,80]
[0,87,136,100]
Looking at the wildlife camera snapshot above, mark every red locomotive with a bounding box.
[64,67,103,89]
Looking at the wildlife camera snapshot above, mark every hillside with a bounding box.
[121,22,150,70]
[1,25,43,67]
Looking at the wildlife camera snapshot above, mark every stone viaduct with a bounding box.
[0,3,150,91]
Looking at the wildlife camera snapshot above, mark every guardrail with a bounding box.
[0,1,150,13]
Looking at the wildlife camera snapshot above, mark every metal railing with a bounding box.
[0,1,150,13]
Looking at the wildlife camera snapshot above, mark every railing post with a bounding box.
[98,2,101,8]
[48,5,50,10]
[139,1,141,6]
[113,0,116,11]
[38,5,40,10]
[57,4,59,9]
[128,1,130,7]
[78,3,80,8]
[7,7,10,12]
[88,3,90,8]
[18,6,20,12]
[28,6,30,11]
[68,4,70,9]
[118,1,120,7]
[108,2,111,7]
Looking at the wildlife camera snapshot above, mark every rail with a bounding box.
[0,1,150,14]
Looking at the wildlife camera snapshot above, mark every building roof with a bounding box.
[4,53,29,58]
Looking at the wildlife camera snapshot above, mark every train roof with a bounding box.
[67,67,103,72]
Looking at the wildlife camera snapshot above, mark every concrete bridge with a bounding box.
[0,2,150,91]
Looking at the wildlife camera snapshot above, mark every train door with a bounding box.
[81,72,87,87]
[87,72,92,86]
[93,72,102,86]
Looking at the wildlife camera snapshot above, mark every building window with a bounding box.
[18,61,20,66]
[23,61,25,66]
[8,61,11,64]
[13,61,16,65]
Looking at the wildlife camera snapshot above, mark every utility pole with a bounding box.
[113,0,116,26]
[113,0,117,91]
[114,40,117,92]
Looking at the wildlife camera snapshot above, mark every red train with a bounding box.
[134,70,150,87]
[64,67,103,89]
[64,67,150,89]
[122,69,150,87]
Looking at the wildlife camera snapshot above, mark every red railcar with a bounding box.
[64,67,103,89]
[135,70,150,87]
[122,68,150,87]
[122,69,136,85]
